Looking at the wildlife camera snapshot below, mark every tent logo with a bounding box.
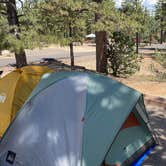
[0,93,7,103]
[6,151,16,164]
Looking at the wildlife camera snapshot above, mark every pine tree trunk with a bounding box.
[15,50,27,68]
[135,0,139,54]
[160,29,163,44]
[95,31,108,73]
[136,32,139,54]
[6,0,27,68]
[69,23,74,68]
[95,0,108,73]
[149,35,152,46]
[69,42,74,67]
[160,2,164,44]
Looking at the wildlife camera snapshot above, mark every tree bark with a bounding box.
[95,31,108,73]
[15,50,27,68]
[95,0,108,73]
[69,42,74,67]
[149,34,152,46]
[160,2,164,44]
[69,22,74,68]
[160,28,163,44]
[136,32,139,54]
[6,0,27,68]
[135,0,139,54]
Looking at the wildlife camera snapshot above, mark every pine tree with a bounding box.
[0,0,28,67]
[142,10,158,45]
[6,0,28,67]
[0,3,7,54]
[38,0,89,67]
[155,0,166,44]
[0,0,47,67]
[121,0,145,53]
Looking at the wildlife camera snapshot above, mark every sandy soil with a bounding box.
[62,55,96,71]
[116,56,166,98]
[120,81,166,98]
[144,95,166,165]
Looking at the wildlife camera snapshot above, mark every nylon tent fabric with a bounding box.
[0,72,155,166]
[0,66,53,137]
[11,66,53,120]
[0,71,20,137]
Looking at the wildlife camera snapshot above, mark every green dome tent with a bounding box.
[0,72,155,166]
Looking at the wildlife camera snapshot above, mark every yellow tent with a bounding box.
[0,66,53,137]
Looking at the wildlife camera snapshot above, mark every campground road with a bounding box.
[0,47,95,67]
[1,43,165,67]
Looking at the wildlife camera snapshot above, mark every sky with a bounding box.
[115,0,158,11]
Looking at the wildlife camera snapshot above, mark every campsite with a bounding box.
[0,0,166,166]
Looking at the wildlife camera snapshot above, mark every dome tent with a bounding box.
[0,66,53,137]
[0,72,155,166]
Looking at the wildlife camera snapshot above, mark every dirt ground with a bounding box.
[118,56,166,98]
[144,96,166,166]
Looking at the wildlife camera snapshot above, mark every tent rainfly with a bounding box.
[0,72,156,166]
[0,66,53,137]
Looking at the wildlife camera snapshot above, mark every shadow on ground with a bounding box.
[143,95,166,166]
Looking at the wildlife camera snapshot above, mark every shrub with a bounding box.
[154,50,166,68]
[107,31,141,77]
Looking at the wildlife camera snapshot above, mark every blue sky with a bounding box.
[115,0,158,11]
